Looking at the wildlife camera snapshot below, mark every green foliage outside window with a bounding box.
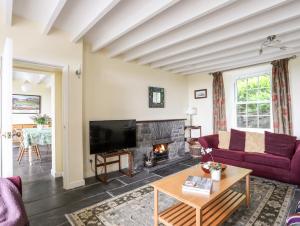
[236,74,271,129]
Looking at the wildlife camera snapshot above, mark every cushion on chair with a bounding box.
[229,129,246,151]
[265,131,297,159]
[245,131,265,153]
[218,131,230,149]
[244,153,290,170]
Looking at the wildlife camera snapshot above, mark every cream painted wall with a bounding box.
[0,16,84,188]
[12,79,51,124]
[187,74,213,135]
[83,43,188,177]
[187,58,300,138]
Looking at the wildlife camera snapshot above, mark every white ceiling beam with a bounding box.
[42,0,67,35]
[137,0,300,65]
[91,0,180,53]
[3,0,13,26]
[121,0,290,62]
[71,0,120,43]
[150,17,300,68]
[106,0,236,59]
[165,30,300,71]
[182,48,300,75]
[174,40,300,74]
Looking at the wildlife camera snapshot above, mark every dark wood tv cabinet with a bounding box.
[95,150,133,184]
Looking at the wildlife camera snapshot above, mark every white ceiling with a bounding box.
[7,0,300,75]
[13,71,51,86]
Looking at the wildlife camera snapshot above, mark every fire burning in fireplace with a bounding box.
[153,144,168,154]
[153,143,169,161]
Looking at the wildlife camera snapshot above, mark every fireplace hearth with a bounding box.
[134,119,186,170]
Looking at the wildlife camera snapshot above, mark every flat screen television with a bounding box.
[89,120,136,154]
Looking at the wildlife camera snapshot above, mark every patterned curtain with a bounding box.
[271,58,293,135]
[213,72,227,133]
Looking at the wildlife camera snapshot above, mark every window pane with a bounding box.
[237,116,246,128]
[259,116,271,129]
[259,75,271,88]
[237,104,246,115]
[247,89,258,101]
[258,88,271,101]
[237,79,247,102]
[248,116,258,128]
[258,103,270,115]
[247,104,257,115]
[247,77,259,89]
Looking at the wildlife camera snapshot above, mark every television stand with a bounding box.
[95,150,133,184]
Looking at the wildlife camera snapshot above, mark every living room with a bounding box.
[1,1,300,226]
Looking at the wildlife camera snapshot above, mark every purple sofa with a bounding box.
[199,134,300,185]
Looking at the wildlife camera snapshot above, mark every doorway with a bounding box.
[11,62,64,183]
[12,68,55,182]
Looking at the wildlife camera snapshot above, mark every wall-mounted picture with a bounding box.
[149,87,165,108]
[12,94,41,114]
[194,89,207,99]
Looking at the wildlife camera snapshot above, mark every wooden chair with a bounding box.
[17,133,41,163]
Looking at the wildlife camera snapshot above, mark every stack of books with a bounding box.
[182,176,213,195]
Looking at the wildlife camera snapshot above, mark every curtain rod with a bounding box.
[208,55,297,75]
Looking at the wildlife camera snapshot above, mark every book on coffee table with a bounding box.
[182,176,213,195]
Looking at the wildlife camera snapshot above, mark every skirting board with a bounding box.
[51,169,63,178]
[64,179,85,190]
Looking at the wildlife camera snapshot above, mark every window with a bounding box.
[236,72,271,129]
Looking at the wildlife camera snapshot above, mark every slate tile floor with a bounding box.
[18,155,300,226]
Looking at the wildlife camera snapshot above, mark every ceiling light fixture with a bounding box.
[21,80,32,92]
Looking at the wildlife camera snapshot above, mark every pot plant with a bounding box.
[31,114,51,129]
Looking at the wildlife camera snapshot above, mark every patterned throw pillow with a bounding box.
[286,201,300,226]
[218,131,230,149]
[245,131,265,153]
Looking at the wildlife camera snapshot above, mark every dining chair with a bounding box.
[17,132,41,163]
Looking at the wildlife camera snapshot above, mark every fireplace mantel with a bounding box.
[137,119,186,123]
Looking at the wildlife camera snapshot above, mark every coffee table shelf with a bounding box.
[159,189,246,226]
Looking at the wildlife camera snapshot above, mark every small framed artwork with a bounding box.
[194,89,207,99]
[149,87,165,108]
[12,94,41,114]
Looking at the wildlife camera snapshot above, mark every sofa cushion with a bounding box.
[218,131,230,149]
[265,131,297,159]
[245,131,265,153]
[212,148,245,161]
[244,152,290,170]
[229,129,246,151]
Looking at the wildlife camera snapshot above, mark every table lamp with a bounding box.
[186,107,197,126]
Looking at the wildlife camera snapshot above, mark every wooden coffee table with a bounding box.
[151,164,252,226]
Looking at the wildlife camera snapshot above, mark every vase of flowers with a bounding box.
[209,162,222,181]
[31,114,51,129]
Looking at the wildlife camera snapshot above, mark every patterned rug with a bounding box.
[66,176,295,226]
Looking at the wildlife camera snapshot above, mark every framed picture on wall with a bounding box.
[12,94,41,114]
[149,87,165,108]
[194,89,207,99]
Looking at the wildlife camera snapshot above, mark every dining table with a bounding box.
[22,127,52,165]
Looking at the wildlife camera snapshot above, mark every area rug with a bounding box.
[66,176,295,226]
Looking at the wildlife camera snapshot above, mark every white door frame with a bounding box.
[13,58,70,188]
[0,38,13,177]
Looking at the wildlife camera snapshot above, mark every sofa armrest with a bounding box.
[290,141,300,184]
[7,176,22,196]
[199,134,219,149]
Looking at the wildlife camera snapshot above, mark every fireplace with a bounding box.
[153,143,169,162]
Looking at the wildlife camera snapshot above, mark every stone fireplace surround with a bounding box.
[134,119,186,170]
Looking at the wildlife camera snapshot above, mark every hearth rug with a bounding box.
[66,176,295,226]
